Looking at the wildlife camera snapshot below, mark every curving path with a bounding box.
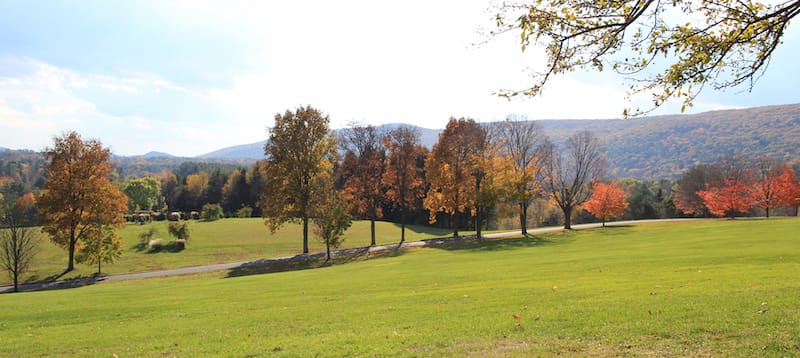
[0,218,703,293]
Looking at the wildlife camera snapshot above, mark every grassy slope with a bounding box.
[10,219,471,285]
[1,219,798,356]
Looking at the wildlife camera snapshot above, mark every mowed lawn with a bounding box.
[1,219,798,356]
[7,219,470,286]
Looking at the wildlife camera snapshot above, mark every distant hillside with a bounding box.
[197,103,800,180]
[140,151,176,159]
[197,124,442,159]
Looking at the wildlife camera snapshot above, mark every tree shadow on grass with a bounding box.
[225,245,409,279]
[431,234,557,252]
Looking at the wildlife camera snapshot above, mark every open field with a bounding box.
[1,218,799,356]
[5,219,475,286]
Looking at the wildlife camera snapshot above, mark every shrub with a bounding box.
[201,203,223,221]
[236,206,253,218]
[138,226,158,245]
[168,221,190,242]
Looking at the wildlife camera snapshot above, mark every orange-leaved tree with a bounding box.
[382,126,426,243]
[583,181,628,227]
[696,155,754,219]
[749,160,797,217]
[37,131,128,272]
[424,118,486,237]
[339,123,385,246]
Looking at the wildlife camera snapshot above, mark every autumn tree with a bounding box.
[1,184,40,292]
[339,123,385,246]
[156,169,181,212]
[541,131,605,229]
[312,182,352,261]
[424,118,486,237]
[696,155,754,218]
[382,126,427,243]
[37,132,128,272]
[184,172,210,211]
[261,106,337,254]
[490,0,800,116]
[76,229,122,275]
[123,176,162,212]
[495,116,549,235]
[583,181,629,227]
[749,160,798,217]
[673,163,721,217]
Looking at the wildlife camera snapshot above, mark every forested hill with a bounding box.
[538,103,800,180]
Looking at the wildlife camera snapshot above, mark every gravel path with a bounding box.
[0,218,701,293]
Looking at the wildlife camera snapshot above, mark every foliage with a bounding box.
[490,0,800,115]
[0,184,40,292]
[200,203,224,221]
[749,160,799,217]
[382,126,427,242]
[137,225,158,245]
[76,229,123,274]
[542,131,606,229]
[236,206,253,218]
[37,131,128,272]
[260,105,338,254]
[494,117,550,235]
[339,123,386,246]
[168,221,191,242]
[673,163,719,217]
[312,187,353,261]
[583,181,629,226]
[122,177,162,212]
[697,180,754,218]
[424,118,486,237]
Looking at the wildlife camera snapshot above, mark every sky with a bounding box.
[0,0,798,157]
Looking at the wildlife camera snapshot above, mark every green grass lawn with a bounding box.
[1,218,798,356]
[7,218,473,286]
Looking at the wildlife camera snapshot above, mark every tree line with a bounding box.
[3,107,800,289]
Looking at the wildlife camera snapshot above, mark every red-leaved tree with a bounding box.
[583,181,628,227]
[697,180,754,218]
[749,161,797,217]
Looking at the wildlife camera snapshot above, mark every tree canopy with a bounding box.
[490,0,800,115]
[261,106,337,254]
[37,132,128,272]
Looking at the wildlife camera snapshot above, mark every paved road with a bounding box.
[0,218,702,293]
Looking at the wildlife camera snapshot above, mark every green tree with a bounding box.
[168,221,191,241]
[76,229,122,274]
[490,0,800,115]
[123,176,162,212]
[261,105,337,254]
[312,184,353,261]
[37,132,128,272]
[201,203,224,221]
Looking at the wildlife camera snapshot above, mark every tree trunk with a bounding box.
[400,209,406,243]
[475,207,482,240]
[302,217,309,254]
[601,217,606,227]
[765,207,770,218]
[67,238,76,272]
[563,205,572,230]
[325,240,331,261]
[370,219,376,246]
[452,214,459,237]
[98,260,102,274]
[519,202,528,236]
[13,272,18,292]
